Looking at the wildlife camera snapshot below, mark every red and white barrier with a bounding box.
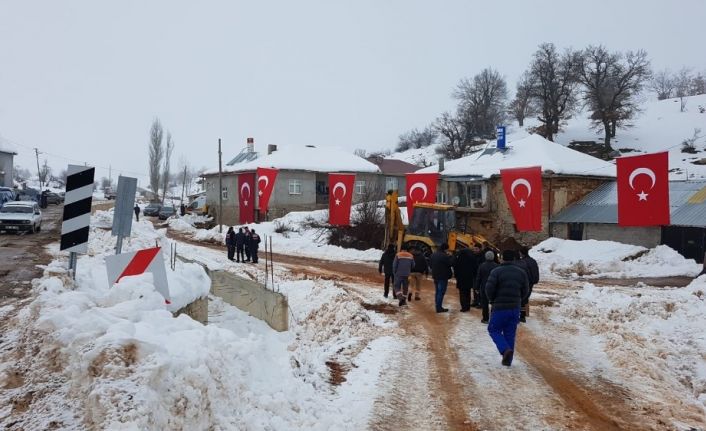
[106,247,171,303]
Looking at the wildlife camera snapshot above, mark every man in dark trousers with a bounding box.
[409,246,428,301]
[134,204,140,221]
[378,244,396,298]
[454,244,480,312]
[485,250,529,366]
[180,203,186,216]
[430,243,454,313]
[235,227,246,263]
[476,250,499,324]
[249,228,261,263]
[243,227,252,262]
[518,247,540,322]
[392,244,415,306]
[225,227,236,261]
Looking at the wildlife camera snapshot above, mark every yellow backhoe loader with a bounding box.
[383,190,495,256]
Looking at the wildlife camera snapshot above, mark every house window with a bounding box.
[221,186,228,200]
[436,191,446,204]
[355,180,366,195]
[385,177,398,192]
[289,179,302,195]
[468,184,482,201]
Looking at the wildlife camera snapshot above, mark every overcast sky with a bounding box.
[1,0,705,184]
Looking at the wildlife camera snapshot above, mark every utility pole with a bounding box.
[180,165,187,203]
[218,138,223,233]
[108,165,112,189]
[34,148,42,189]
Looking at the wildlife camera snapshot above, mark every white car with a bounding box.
[0,201,43,234]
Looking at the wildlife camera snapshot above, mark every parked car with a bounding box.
[158,206,176,220]
[45,192,63,205]
[143,203,162,217]
[0,201,42,233]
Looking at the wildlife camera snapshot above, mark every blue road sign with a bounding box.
[496,126,506,149]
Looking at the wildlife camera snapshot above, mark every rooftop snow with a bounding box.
[203,145,380,175]
[418,134,616,179]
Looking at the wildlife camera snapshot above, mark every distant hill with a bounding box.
[387,94,706,180]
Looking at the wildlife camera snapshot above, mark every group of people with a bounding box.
[379,242,540,367]
[224,226,261,263]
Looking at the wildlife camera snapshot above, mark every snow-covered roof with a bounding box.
[203,145,381,175]
[418,134,616,179]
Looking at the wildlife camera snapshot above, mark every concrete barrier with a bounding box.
[173,296,208,325]
[210,271,289,332]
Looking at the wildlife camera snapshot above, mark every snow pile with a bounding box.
[532,238,701,279]
[555,277,706,425]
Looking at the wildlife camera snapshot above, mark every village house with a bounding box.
[201,143,382,225]
[0,147,17,188]
[368,157,420,194]
[550,180,706,263]
[417,134,616,246]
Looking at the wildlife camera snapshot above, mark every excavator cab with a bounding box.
[407,204,456,247]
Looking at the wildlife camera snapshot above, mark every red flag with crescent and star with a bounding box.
[405,173,438,222]
[617,152,670,226]
[328,173,356,226]
[500,166,542,232]
[256,167,278,214]
[238,172,255,224]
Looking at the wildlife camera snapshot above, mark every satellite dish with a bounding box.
[452,196,461,205]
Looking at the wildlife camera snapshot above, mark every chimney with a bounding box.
[246,137,254,153]
[438,158,445,172]
[267,144,277,155]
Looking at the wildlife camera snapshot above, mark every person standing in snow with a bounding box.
[243,227,252,262]
[378,244,396,298]
[235,227,246,263]
[249,228,261,263]
[180,203,186,216]
[225,227,236,261]
[476,250,499,324]
[454,244,480,312]
[409,247,428,301]
[485,250,529,366]
[392,244,415,306]
[430,243,454,313]
[518,247,540,322]
[134,204,140,222]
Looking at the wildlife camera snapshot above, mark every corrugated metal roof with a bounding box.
[550,181,706,227]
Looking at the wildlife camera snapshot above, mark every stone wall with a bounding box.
[173,296,208,324]
[551,222,661,249]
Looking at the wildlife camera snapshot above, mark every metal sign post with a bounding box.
[112,176,137,254]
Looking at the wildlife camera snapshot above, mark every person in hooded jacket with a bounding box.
[476,250,499,323]
[485,250,529,367]
[234,227,246,263]
[225,227,236,261]
[454,244,481,312]
[243,227,252,262]
[250,228,261,263]
[409,247,428,301]
[378,244,396,298]
[392,244,415,306]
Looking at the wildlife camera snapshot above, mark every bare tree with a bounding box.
[433,112,481,160]
[396,125,438,151]
[526,43,582,142]
[675,67,693,112]
[161,131,174,203]
[100,177,111,190]
[508,73,536,127]
[577,46,651,148]
[13,165,31,182]
[148,118,164,197]
[454,68,508,139]
[691,72,706,96]
[38,159,51,187]
[650,69,675,100]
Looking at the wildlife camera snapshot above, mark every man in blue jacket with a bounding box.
[484,250,529,366]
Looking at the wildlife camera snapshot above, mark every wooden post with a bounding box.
[218,138,223,234]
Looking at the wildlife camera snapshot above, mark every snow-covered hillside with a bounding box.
[387,95,706,180]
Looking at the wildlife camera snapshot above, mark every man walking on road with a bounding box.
[476,250,498,324]
[485,250,529,366]
[392,245,415,306]
[134,204,140,222]
[430,243,454,313]
[249,228,261,263]
[378,244,396,298]
[454,244,480,312]
[409,247,428,301]
[235,227,246,263]
[518,247,540,322]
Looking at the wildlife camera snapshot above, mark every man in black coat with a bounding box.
[234,228,246,263]
[485,250,529,367]
[518,247,540,322]
[409,247,429,301]
[476,250,499,323]
[134,204,140,222]
[454,245,480,312]
[249,228,261,263]
[378,244,396,298]
[430,243,454,313]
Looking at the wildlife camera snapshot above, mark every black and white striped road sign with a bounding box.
[60,164,95,253]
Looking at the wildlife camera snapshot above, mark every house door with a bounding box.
[568,223,584,241]
[661,226,706,263]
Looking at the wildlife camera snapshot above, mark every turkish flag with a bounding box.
[329,173,356,226]
[617,152,670,226]
[500,166,542,232]
[405,173,438,222]
[256,167,278,214]
[238,173,255,224]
